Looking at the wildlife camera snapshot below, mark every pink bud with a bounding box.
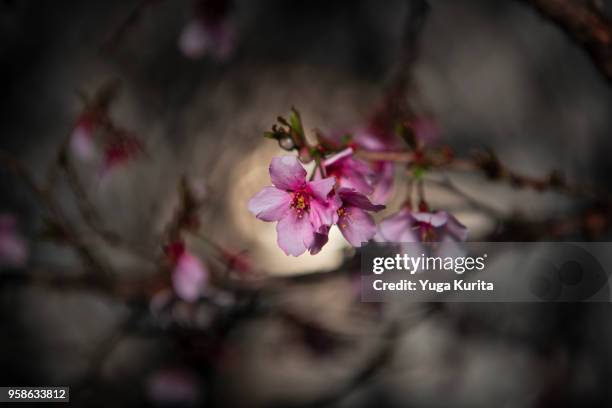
[70,114,96,161]
[178,18,235,61]
[172,250,208,302]
[0,214,28,268]
[179,20,211,59]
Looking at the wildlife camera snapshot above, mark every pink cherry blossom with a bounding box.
[352,129,397,204]
[308,190,385,254]
[180,0,235,59]
[248,156,340,256]
[336,189,385,247]
[166,242,208,302]
[70,113,97,161]
[323,148,374,196]
[179,0,235,62]
[376,208,467,243]
[179,19,235,61]
[0,214,28,268]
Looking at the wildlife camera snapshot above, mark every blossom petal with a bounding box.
[340,158,374,195]
[412,211,448,227]
[309,193,341,232]
[338,189,385,212]
[309,227,330,255]
[353,130,386,151]
[307,177,336,201]
[248,187,291,221]
[276,212,315,256]
[375,209,417,242]
[323,147,354,167]
[338,207,377,247]
[446,213,468,241]
[172,252,208,302]
[370,161,394,205]
[70,125,96,161]
[270,156,307,191]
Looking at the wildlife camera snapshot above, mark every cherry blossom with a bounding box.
[248,156,340,256]
[166,242,208,302]
[70,112,97,161]
[336,189,385,247]
[179,0,235,61]
[349,129,398,204]
[376,208,467,243]
[322,148,374,196]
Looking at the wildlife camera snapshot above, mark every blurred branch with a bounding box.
[425,175,505,219]
[0,150,112,280]
[275,305,438,408]
[72,311,142,401]
[59,146,156,262]
[488,203,612,240]
[359,148,612,202]
[521,0,612,82]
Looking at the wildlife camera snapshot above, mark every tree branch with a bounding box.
[521,0,612,82]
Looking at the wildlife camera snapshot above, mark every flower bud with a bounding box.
[298,146,312,163]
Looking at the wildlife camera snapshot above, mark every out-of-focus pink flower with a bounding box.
[70,113,97,161]
[410,117,440,147]
[166,242,208,302]
[352,129,398,204]
[147,368,202,406]
[179,0,235,61]
[179,19,235,61]
[376,208,467,243]
[323,148,374,196]
[336,189,385,247]
[369,160,394,205]
[0,214,28,268]
[248,156,340,256]
[102,134,143,173]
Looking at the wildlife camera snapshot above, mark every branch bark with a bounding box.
[522,0,612,81]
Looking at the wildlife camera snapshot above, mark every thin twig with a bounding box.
[521,0,612,82]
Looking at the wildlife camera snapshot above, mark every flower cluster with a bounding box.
[248,156,384,256]
[248,109,468,256]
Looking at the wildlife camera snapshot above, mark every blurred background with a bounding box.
[1,0,612,406]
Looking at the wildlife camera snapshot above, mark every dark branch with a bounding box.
[521,0,612,82]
